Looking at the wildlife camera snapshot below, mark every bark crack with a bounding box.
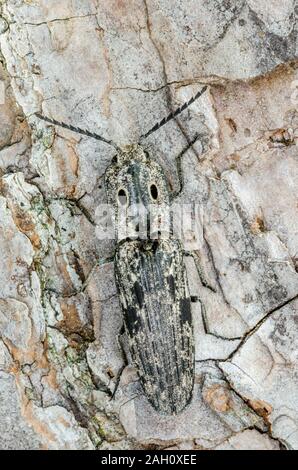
[223,293,298,361]
[219,363,288,449]
[24,14,97,27]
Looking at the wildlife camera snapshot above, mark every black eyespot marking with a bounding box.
[118,188,128,205]
[150,184,158,200]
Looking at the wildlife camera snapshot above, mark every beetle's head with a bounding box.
[104,145,170,241]
[105,145,170,208]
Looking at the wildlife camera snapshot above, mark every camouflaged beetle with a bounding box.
[36,86,214,415]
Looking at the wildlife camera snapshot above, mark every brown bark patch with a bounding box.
[203,384,232,412]
[251,216,266,234]
[248,399,272,420]
[11,205,41,249]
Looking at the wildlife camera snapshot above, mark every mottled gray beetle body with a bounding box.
[105,145,194,415]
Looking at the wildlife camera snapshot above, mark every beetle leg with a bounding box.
[173,148,185,198]
[116,324,128,362]
[45,255,115,297]
[81,255,115,291]
[171,133,201,200]
[99,255,115,264]
[184,250,216,292]
[199,297,209,334]
[110,325,129,400]
[110,365,126,400]
[190,294,210,336]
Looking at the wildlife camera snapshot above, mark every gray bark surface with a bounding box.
[0,0,297,450]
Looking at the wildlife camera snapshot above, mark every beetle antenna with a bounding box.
[140,85,207,141]
[35,113,121,151]
[140,85,207,139]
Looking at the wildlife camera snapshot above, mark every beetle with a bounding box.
[35,85,215,414]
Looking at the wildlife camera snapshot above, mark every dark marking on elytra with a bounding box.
[133,281,144,308]
[167,274,176,299]
[125,306,141,334]
[180,298,192,324]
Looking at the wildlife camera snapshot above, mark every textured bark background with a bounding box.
[0,0,297,450]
